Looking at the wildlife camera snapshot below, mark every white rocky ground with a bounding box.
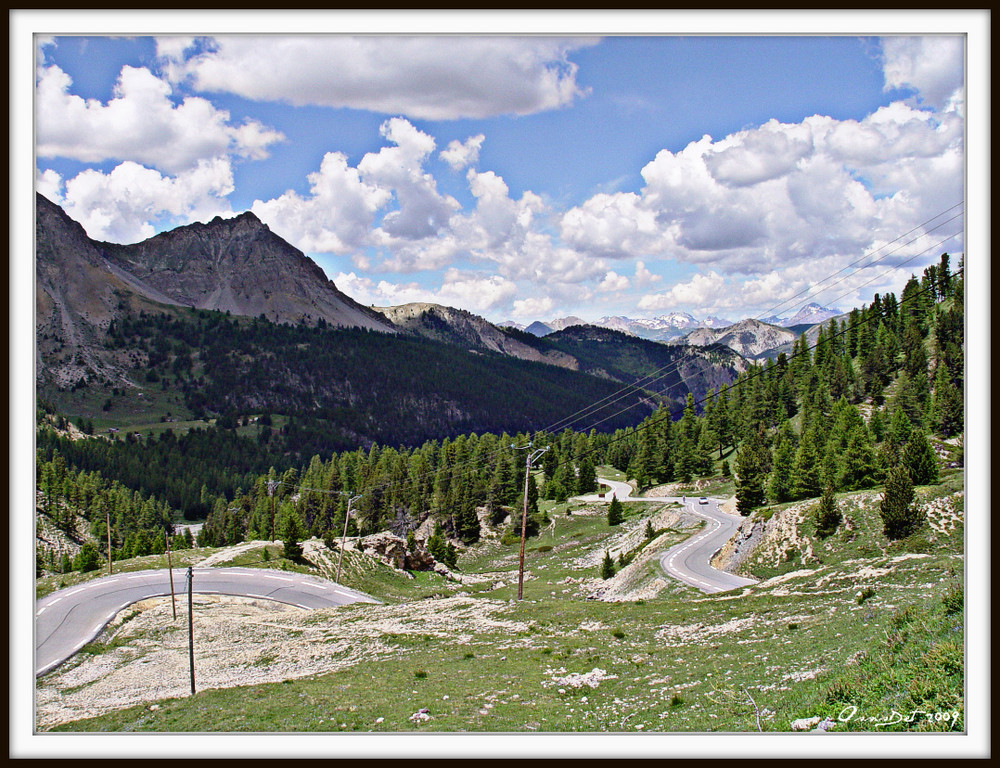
[35,592,530,730]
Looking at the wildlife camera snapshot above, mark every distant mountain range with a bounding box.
[759,302,842,328]
[503,303,838,344]
[504,312,733,341]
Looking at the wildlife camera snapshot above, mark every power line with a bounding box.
[756,203,963,322]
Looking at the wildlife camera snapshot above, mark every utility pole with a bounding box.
[516,444,549,601]
[106,509,113,575]
[336,494,361,584]
[267,479,277,542]
[166,529,177,622]
[186,566,195,695]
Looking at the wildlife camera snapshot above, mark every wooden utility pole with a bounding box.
[166,529,177,622]
[186,566,195,695]
[336,494,361,584]
[106,509,113,575]
[517,445,549,601]
[268,479,277,542]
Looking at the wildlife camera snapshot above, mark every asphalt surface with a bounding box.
[574,478,638,502]
[658,497,759,594]
[35,567,378,677]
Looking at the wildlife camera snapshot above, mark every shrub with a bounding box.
[814,485,842,539]
[942,583,964,614]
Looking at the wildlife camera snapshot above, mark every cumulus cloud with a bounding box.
[359,118,460,241]
[633,261,661,288]
[566,91,962,282]
[512,295,556,320]
[251,151,390,254]
[36,168,63,203]
[598,271,630,292]
[440,134,485,171]
[59,158,235,243]
[705,119,813,187]
[164,36,596,120]
[638,271,726,311]
[35,63,284,174]
[560,192,666,260]
[333,269,516,314]
[881,36,964,109]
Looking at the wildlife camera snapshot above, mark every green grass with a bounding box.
[39,472,966,734]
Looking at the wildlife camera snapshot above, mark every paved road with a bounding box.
[576,480,755,594]
[574,477,639,502]
[35,567,378,677]
[658,497,758,594]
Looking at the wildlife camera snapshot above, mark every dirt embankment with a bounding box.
[711,499,816,576]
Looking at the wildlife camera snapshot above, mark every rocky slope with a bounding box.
[35,194,396,387]
[97,208,395,333]
[673,318,797,360]
[376,303,578,370]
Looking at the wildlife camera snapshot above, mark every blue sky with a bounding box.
[33,22,967,325]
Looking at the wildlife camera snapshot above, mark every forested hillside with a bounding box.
[36,254,962,581]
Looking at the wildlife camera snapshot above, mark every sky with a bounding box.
[32,27,967,325]
[10,14,993,761]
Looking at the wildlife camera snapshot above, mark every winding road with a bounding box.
[35,567,378,677]
[575,479,757,595]
[657,497,758,594]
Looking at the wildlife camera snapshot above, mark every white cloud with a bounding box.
[598,271,629,292]
[59,158,235,243]
[440,134,485,171]
[560,192,666,260]
[638,271,726,311]
[36,168,63,203]
[705,119,813,187]
[166,36,596,120]
[437,269,518,312]
[567,92,962,282]
[332,269,516,314]
[633,261,660,288]
[359,118,460,241]
[881,36,964,109]
[512,295,556,320]
[35,63,284,174]
[252,151,389,254]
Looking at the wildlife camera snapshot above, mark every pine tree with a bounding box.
[607,494,624,526]
[767,424,796,503]
[931,362,964,438]
[644,519,655,540]
[601,550,616,580]
[281,512,303,561]
[814,484,842,539]
[576,457,598,495]
[74,541,101,572]
[903,428,939,486]
[791,426,824,500]
[839,425,880,490]
[879,465,924,540]
[735,430,771,515]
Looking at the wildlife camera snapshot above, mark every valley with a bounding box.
[32,194,968,736]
